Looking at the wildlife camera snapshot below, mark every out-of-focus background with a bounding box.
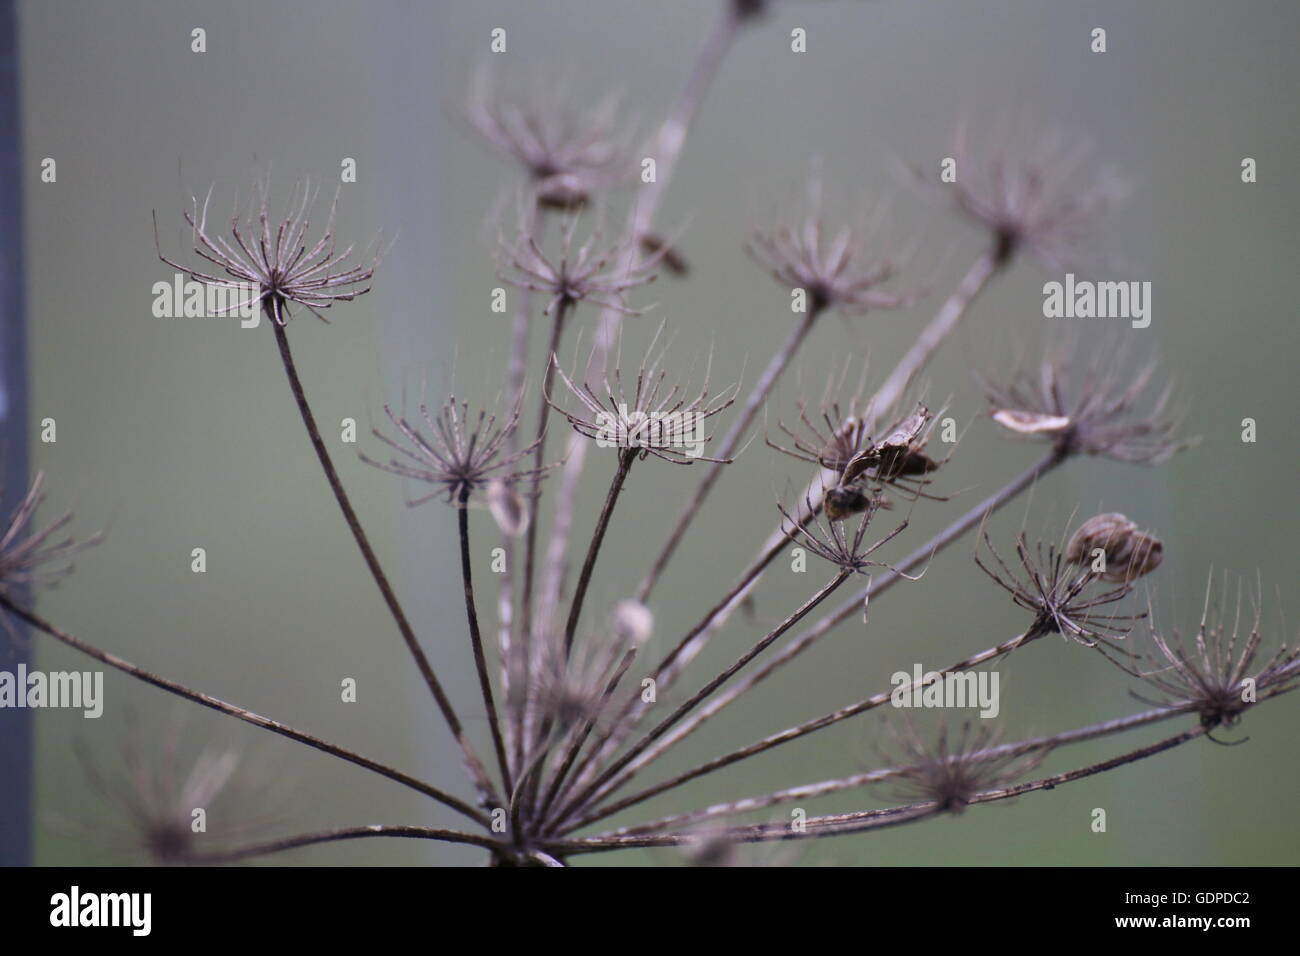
[10,0,1298,865]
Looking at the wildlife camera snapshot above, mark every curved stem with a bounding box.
[548,721,1209,853]
[188,824,504,863]
[520,297,570,651]
[269,310,499,808]
[867,243,1008,423]
[597,704,1195,839]
[0,594,487,826]
[564,447,636,656]
[458,485,512,795]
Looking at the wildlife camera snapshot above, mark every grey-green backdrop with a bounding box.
[15,0,1299,865]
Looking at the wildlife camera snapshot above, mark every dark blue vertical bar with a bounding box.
[0,0,32,866]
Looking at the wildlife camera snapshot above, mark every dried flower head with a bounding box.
[769,399,945,515]
[546,328,738,465]
[748,175,924,315]
[155,180,380,325]
[361,394,553,506]
[1107,575,1300,742]
[0,474,99,639]
[499,213,660,317]
[980,335,1194,465]
[975,526,1144,647]
[71,718,280,865]
[778,483,912,575]
[929,122,1125,270]
[466,73,633,209]
[883,720,1045,814]
[1066,512,1163,583]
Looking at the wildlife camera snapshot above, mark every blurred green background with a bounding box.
[14,0,1298,865]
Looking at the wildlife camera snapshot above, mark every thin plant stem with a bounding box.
[548,721,1209,852]
[564,446,637,655]
[0,593,487,826]
[552,569,852,831]
[520,297,571,649]
[269,307,499,808]
[189,824,505,863]
[637,306,821,601]
[458,484,512,795]
[501,201,545,773]
[867,243,1008,422]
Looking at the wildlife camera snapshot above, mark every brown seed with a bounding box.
[1067,512,1163,582]
[992,408,1072,434]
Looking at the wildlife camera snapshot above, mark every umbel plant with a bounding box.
[7,0,1297,866]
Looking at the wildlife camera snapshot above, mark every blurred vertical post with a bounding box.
[0,0,31,865]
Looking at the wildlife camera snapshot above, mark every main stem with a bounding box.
[458,484,512,795]
[269,307,498,808]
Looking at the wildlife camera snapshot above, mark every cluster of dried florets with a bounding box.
[9,4,1295,869]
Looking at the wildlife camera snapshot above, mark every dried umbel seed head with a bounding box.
[1103,574,1300,741]
[768,398,873,476]
[71,717,283,865]
[921,121,1126,271]
[498,212,661,317]
[1066,513,1163,583]
[361,394,555,506]
[747,173,925,316]
[0,472,99,601]
[778,483,912,575]
[546,326,738,465]
[980,334,1194,466]
[975,527,1145,646]
[466,74,634,209]
[882,721,1045,814]
[154,179,381,325]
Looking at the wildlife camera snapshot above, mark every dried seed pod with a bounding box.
[1066,512,1163,582]
[992,408,1071,435]
[841,404,935,484]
